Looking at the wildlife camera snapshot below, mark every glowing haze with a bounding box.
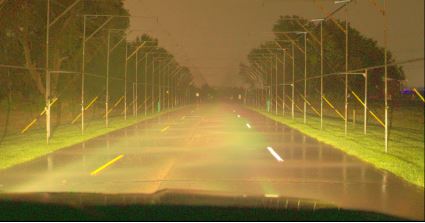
[124,0,424,87]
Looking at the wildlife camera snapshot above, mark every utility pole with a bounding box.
[303,33,307,124]
[124,43,128,120]
[275,54,278,115]
[282,49,286,116]
[105,30,111,128]
[45,0,51,143]
[344,7,349,136]
[364,69,368,135]
[151,57,155,113]
[291,43,295,120]
[135,50,138,117]
[81,15,86,135]
[320,19,324,130]
[144,53,148,116]
[384,0,388,153]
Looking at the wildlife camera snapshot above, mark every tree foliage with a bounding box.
[0,0,193,104]
[241,15,404,98]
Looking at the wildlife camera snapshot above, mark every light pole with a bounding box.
[249,55,274,111]
[156,57,173,112]
[80,15,155,128]
[275,31,307,123]
[124,40,155,119]
[334,0,351,136]
[311,18,325,129]
[148,54,173,113]
[80,14,116,135]
[105,29,128,127]
[45,0,51,143]
[282,49,286,116]
[262,47,287,116]
[274,40,295,119]
[45,0,82,143]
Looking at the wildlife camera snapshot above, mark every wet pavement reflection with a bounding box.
[0,103,423,220]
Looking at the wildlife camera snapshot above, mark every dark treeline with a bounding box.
[239,15,404,100]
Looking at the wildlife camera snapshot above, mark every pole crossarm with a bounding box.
[276,33,305,54]
[126,41,148,60]
[313,0,346,33]
[264,48,285,64]
[322,95,345,120]
[368,0,386,15]
[351,91,385,127]
[103,96,124,117]
[295,20,321,46]
[299,93,320,116]
[285,95,303,112]
[110,35,127,53]
[273,41,294,60]
[85,16,114,42]
[413,88,425,103]
[49,0,81,27]
[71,96,99,124]
[21,97,58,134]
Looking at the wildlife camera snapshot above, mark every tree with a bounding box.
[0,0,129,97]
[241,15,404,98]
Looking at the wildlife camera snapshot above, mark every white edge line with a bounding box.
[267,146,284,162]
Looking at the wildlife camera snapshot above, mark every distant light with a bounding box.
[267,146,284,162]
[237,114,241,118]
[246,123,251,129]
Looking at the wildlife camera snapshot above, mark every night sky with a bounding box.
[124,0,424,87]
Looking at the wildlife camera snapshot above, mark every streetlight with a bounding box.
[274,40,296,119]
[124,40,157,118]
[260,47,287,115]
[249,54,274,111]
[147,53,173,113]
[275,31,307,123]
[310,18,325,129]
[334,0,351,136]
[45,0,81,143]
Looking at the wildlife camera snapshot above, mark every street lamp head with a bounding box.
[274,31,306,35]
[310,18,325,22]
[334,0,351,4]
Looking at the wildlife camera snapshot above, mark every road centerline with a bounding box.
[90,154,124,176]
[161,126,170,132]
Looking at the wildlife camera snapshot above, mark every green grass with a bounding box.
[248,107,424,188]
[0,107,187,170]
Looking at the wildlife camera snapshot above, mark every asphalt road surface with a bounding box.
[0,103,423,220]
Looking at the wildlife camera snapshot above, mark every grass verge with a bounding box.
[0,107,187,170]
[248,107,424,187]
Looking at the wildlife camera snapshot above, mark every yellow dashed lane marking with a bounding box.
[161,126,170,132]
[90,154,124,176]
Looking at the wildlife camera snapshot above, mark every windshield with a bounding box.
[0,0,423,221]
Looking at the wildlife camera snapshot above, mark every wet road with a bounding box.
[0,102,423,220]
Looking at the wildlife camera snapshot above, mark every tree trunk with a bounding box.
[19,32,45,96]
